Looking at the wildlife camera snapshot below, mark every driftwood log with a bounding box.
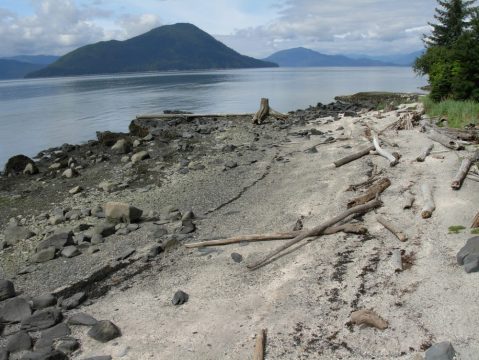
[472,212,479,228]
[253,329,267,360]
[416,144,434,162]
[347,178,391,209]
[350,309,388,330]
[185,224,367,248]
[421,183,435,219]
[428,130,465,150]
[333,145,375,168]
[451,158,473,190]
[402,194,415,210]
[247,199,382,270]
[377,216,408,242]
[372,132,399,166]
[252,98,287,124]
[391,249,403,272]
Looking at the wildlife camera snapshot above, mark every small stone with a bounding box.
[62,168,79,179]
[98,181,116,192]
[92,223,115,237]
[21,308,63,331]
[143,133,153,141]
[88,320,121,343]
[133,139,141,148]
[116,228,129,235]
[32,294,57,310]
[178,219,196,234]
[0,279,15,301]
[49,162,63,170]
[67,312,98,326]
[172,290,189,305]
[61,246,80,258]
[222,144,237,152]
[32,247,56,263]
[151,227,168,238]
[6,331,32,352]
[37,232,73,251]
[120,155,130,163]
[3,224,35,246]
[104,202,143,223]
[111,139,132,154]
[61,292,86,310]
[181,210,195,221]
[116,248,135,261]
[81,357,112,360]
[425,341,455,360]
[23,162,39,175]
[55,338,79,354]
[131,150,150,164]
[69,186,83,195]
[127,223,139,231]
[0,297,32,322]
[87,246,100,254]
[39,323,71,342]
[90,234,104,245]
[231,253,243,263]
[224,160,238,169]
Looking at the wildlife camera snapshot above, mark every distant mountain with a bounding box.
[0,59,44,80]
[4,55,59,65]
[347,50,424,66]
[263,47,396,67]
[27,23,277,78]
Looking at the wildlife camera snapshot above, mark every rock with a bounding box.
[222,144,237,152]
[111,139,132,154]
[116,228,129,235]
[24,162,39,175]
[66,312,98,326]
[61,246,80,258]
[104,202,143,223]
[32,294,57,310]
[425,341,455,360]
[0,297,32,322]
[98,181,117,192]
[457,237,479,273]
[172,290,189,305]
[4,154,35,175]
[143,133,153,141]
[87,246,100,254]
[127,223,139,231]
[90,234,105,245]
[21,308,62,331]
[116,248,136,261]
[0,279,15,301]
[61,292,86,310]
[3,224,35,246]
[92,223,115,237]
[39,323,71,342]
[0,349,7,360]
[87,320,121,343]
[22,350,69,359]
[231,253,243,263]
[37,232,74,252]
[48,216,64,226]
[181,210,195,221]
[132,139,141,148]
[178,167,189,175]
[61,168,78,178]
[96,131,128,146]
[49,162,64,170]
[151,227,168,238]
[178,219,196,234]
[131,151,150,164]
[224,160,238,169]
[6,331,32,352]
[81,356,112,360]
[69,186,83,195]
[55,338,79,354]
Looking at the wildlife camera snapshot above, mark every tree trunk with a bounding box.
[252,98,270,124]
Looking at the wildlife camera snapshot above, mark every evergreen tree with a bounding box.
[426,0,475,47]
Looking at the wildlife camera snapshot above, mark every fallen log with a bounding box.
[252,98,287,124]
[333,145,375,168]
[247,199,382,270]
[416,144,434,162]
[372,132,399,166]
[185,224,367,248]
[402,194,415,210]
[350,309,388,330]
[253,329,267,360]
[391,249,403,272]
[451,158,473,190]
[377,216,408,242]
[421,183,435,219]
[347,178,391,209]
[428,130,465,150]
[472,212,479,228]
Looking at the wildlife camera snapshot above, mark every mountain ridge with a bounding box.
[0,59,44,80]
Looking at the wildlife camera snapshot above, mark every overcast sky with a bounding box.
[0,0,437,58]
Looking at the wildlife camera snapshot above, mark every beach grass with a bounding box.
[421,96,479,128]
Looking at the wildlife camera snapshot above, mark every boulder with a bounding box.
[425,341,455,360]
[21,308,62,331]
[37,232,73,252]
[22,350,69,360]
[32,294,57,310]
[96,131,128,146]
[91,223,115,237]
[38,323,71,344]
[6,331,32,352]
[104,202,143,223]
[0,297,32,322]
[55,338,79,354]
[4,154,35,176]
[66,312,98,326]
[82,356,112,360]
[23,162,39,175]
[172,290,189,305]
[111,139,132,154]
[457,237,479,273]
[0,279,15,301]
[32,247,56,263]
[3,224,35,246]
[87,320,121,343]
[131,151,150,164]
[61,292,86,310]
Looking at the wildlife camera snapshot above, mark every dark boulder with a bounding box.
[3,154,35,176]
[87,320,121,343]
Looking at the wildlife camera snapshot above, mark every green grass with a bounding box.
[471,228,479,235]
[448,225,466,234]
[422,96,479,128]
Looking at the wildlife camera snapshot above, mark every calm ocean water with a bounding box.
[0,67,426,166]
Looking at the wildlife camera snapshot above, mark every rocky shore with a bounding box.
[1,92,478,359]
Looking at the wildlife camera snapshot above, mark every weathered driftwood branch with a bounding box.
[472,212,479,228]
[391,249,403,272]
[346,175,381,192]
[252,98,287,124]
[185,224,367,248]
[347,178,391,209]
[402,194,415,210]
[333,145,375,168]
[247,199,382,270]
[350,309,388,330]
[421,183,435,219]
[377,216,408,242]
[451,158,473,190]
[253,329,267,360]
[372,132,399,166]
[428,130,464,150]
[416,144,434,162]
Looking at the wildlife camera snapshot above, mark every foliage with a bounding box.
[421,96,479,127]
[471,228,479,234]
[448,225,466,233]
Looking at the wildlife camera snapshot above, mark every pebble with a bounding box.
[111,139,132,154]
[224,160,238,169]
[104,202,143,223]
[92,223,116,237]
[62,168,78,178]
[172,290,189,305]
[98,181,117,192]
[69,186,83,195]
[231,253,243,263]
[0,279,16,301]
[178,219,196,234]
[61,246,80,258]
[88,320,122,343]
[131,150,150,164]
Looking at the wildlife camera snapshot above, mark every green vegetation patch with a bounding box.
[448,225,466,234]
[471,228,479,235]
[335,92,419,110]
[422,96,479,128]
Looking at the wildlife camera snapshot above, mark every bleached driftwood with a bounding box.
[252,98,287,124]
[253,329,267,360]
[377,216,408,242]
[416,144,434,162]
[428,130,464,150]
[247,199,382,270]
[333,145,375,167]
[421,183,435,219]
[472,212,479,228]
[451,158,473,190]
[391,249,403,272]
[185,224,367,248]
[347,178,391,209]
[350,309,388,330]
[372,132,399,166]
[402,194,415,210]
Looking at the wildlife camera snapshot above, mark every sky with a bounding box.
[0,0,438,58]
